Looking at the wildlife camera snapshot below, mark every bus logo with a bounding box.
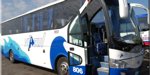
[28,36,34,51]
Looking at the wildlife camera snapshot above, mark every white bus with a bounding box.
[137,14,150,48]
[1,0,148,75]
[129,3,150,49]
[137,14,149,59]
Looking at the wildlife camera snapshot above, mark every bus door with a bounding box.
[68,0,111,75]
[67,14,89,75]
[83,0,111,75]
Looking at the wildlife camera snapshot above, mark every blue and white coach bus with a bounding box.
[137,14,150,48]
[1,0,148,75]
[130,3,150,50]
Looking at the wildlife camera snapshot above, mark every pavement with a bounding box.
[1,56,57,75]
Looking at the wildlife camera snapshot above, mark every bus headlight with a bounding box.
[110,59,128,68]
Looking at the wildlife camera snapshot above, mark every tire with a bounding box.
[57,57,69,75]
[9,50,15,63]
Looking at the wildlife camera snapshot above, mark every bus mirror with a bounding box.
[119,0,129,18]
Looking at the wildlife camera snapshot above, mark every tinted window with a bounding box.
[69,16,83,46]
[53,0,80,29]
[33,13,40,31]
[1,0,81,35]
[14,18,22,33]
[2,17,22,35]
[23,16,27,32]
[42,8,53,30]
[27,15,33,32]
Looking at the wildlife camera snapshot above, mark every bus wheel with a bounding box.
[57,57,69,75]
[9,50,15,63]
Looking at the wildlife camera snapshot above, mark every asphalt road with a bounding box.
[2,56,57,75]
[2,55,150,75]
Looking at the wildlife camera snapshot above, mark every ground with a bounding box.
[2,56,57,75]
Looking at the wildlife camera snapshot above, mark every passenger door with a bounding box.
[67,15,88,75]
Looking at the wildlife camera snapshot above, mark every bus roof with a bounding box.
[2,0,65,23]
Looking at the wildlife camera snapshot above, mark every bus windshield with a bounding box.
[110,6,142,45]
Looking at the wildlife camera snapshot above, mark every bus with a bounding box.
[1,0,82,74]
[122,2,150,59]
[129,3,150,49]
[137,14,149,59]
[1,0,147,75]
[137,14,150,47]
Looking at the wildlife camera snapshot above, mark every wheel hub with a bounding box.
[60,62,68,74]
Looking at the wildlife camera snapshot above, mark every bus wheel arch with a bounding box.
[55,55,68,75]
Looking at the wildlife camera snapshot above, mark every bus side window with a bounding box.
[53,1,78,29]
[1,22,8,35]
[32,14,35,31]
[42,9,49,30]
[34,14,40,31]
[9,20,15,34]
[23,16,27,32]
[53,6,63,29]
[2,15,22,35]
[27,15,32,32]
[42,8,53,30]
[9,30,12,34]
[14,18,22,33]
[48,9,53,29]
[23,15,33,32]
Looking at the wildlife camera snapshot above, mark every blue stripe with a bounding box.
[50,36,68,69]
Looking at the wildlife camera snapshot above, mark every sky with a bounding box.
[1,0,149,22]
[1,0,55,22]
